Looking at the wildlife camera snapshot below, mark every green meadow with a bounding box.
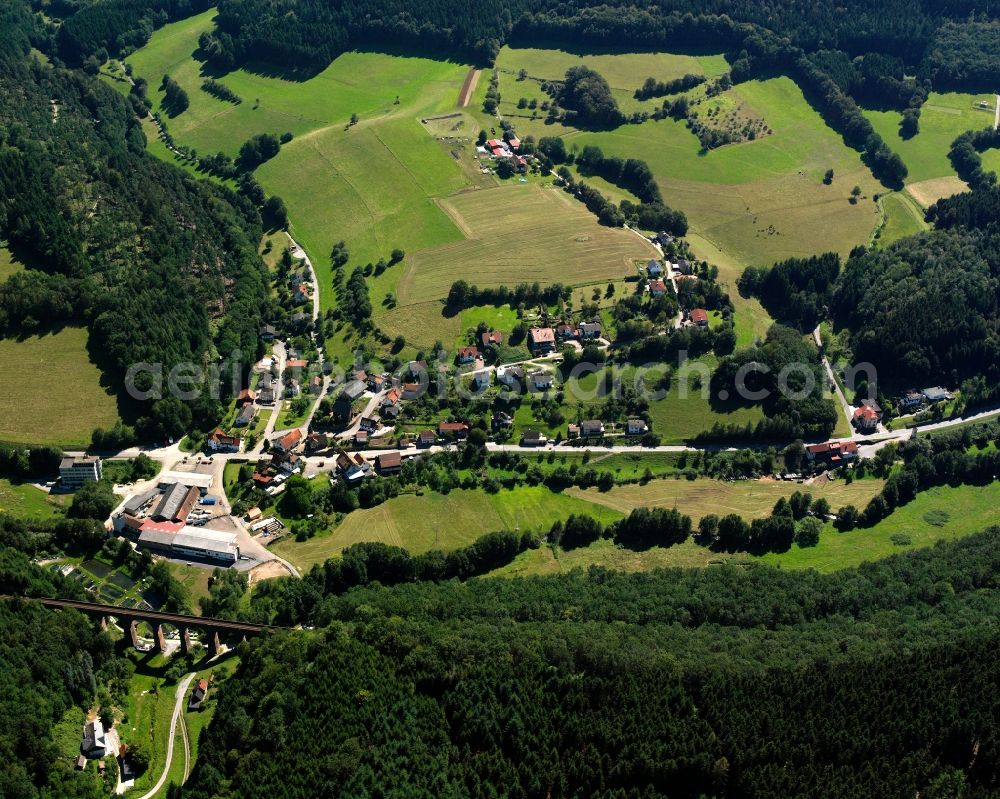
[0,327,119,447]
[875,190,930,248]
[272,485,625,570]
[569,78,883,267]
[759,481,1000,571]
[863,91,997,185]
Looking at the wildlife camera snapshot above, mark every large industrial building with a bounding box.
[137,526,239,564]
[115,474,238,564]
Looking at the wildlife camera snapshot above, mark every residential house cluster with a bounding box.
[251,429,304,494]
[899,386,953,412]
[567,418,649,439]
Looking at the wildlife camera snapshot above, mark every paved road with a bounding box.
[135,672,195,799]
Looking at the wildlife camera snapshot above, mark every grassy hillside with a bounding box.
[272,485,625,570]
[0,327,119,447]
[863,91,997,184]
[271,475,883,571]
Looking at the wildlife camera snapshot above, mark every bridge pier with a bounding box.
[99,616,108,632]
[155,623,168,654]
[181,627,192,655]
[209,630,222,656]
[129,620,141,649]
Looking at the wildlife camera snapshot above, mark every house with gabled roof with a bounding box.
[272,428,303,453]
[457,345,479,364]
[527,327,556,354]
[481,330,503,347]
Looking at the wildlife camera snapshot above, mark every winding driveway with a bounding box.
[135,672,195,799]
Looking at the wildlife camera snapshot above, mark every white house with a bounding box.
[529,370,554,390]
[81,720,107,758]
[626,418,649,435]
[498,365,524,387]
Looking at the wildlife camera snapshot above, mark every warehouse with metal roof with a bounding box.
[137,525,239,564]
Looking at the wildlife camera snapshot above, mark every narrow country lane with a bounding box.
[135,672,195,799]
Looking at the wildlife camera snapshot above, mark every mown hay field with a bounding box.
[0,327,119,447]
[272,485,624,570]
[395,182,657,306]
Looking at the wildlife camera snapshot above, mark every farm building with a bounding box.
[805,440,859,465]
[376,452,402,474]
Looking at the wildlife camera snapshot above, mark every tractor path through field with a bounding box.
[457,68,481,108]
[135,672,195,799]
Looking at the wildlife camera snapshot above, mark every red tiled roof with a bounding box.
[285,359,307,369]
[458,345,479,358]
[377,452,401,469]
[209,428,240,445]
[649,279,667,292]
[690,308,709,324]
[854,406,878,420]
[276,428,302,451]
[439,421,469,433]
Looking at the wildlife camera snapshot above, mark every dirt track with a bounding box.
[457,67,481,107]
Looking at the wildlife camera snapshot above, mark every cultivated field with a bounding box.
[0,327,119,447]
[396,183,657,305]
[272,485,624,570]
[565,475,883,521]
[863,91,997,184]
[905,176,968,208]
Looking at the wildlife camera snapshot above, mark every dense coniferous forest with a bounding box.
[0,1,269,440]
[731,187,1000,393]
[176,528,1000,799]
[0,547,121,799]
